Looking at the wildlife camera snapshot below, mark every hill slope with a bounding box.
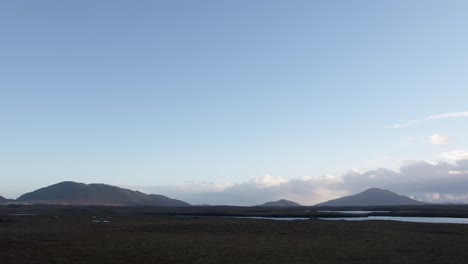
[315,188,426,206]
[259,199,302,207]
[16,181,190,206]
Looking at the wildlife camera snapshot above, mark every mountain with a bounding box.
[16,181,190,206]
[0,195,9,202]
[259,199,302,207]
[315,188,426,206]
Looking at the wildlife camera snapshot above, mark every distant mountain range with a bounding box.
[0,185,436,207]
[7,181,190,206]
[259,199,302,207]
[315,188,426,206]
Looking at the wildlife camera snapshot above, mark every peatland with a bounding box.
[2,205,468,264]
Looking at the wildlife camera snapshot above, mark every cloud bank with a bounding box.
[439,150,468,161]
[131,158,468,206]
[388,111,468,128]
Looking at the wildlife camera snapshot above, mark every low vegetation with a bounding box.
[2,205,468,263]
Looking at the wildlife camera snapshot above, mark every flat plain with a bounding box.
[2,205,468,264]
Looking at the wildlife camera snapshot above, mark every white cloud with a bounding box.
[387,111,468,128]
[439,150,468,160]
[424,192,441,201]
[122,159,468,205]
[428,134,449,145]
[252,174,288,187]
[449,170,468,175]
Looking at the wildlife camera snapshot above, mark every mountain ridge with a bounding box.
[16,181,190,206]
[259,199,302,207]
[315,188,427,206]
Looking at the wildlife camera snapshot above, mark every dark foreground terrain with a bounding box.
[2,205,468,264]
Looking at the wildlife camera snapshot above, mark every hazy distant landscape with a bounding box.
[0,181,439,207]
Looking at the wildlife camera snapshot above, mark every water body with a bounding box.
[317,210,389,214]
[228,216,468,224]
[180,215,468,224]
[8,213,37,216]
[175,215,310,221]
[230,216,310,221]
[92,220,110,223]
[319,216,468,224]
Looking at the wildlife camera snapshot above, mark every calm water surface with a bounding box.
[317,210,389,214]
[231,216,310,221]
[231,216,468,224]
[8,213,37,216]
[319,216,468,224]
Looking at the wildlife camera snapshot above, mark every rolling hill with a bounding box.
[315,188,426,206]
[16,181,190,206]
[259,199,302,207]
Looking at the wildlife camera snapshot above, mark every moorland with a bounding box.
[2,204,468,264]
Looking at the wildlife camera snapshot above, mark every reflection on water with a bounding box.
[230,216,468,224]
[319,216,468,224]
[318,210,389,214]
[230,217,310,221]
[8,213,37,216]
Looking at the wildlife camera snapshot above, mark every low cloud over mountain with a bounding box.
[133,159,468,206]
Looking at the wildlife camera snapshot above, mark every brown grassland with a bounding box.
[2,205,468,264]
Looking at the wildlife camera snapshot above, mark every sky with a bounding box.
[1,1,468,204]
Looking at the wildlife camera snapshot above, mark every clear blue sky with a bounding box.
[1,1,468,200]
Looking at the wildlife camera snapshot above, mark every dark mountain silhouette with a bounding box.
[0,195,9,202]
[16,181,190,206]
[315,188,427,206]
[259,199,302,207]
